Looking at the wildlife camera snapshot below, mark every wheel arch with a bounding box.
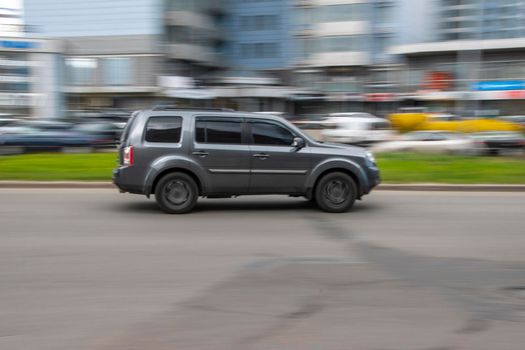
[306,159,368,199]
[149,167,203,197]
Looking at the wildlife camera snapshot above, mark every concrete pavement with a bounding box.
[2,180,525,192]
[1,189,524,350]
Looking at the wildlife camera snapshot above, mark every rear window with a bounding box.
[145,116,183,143]
[120,112,139,143]
[195,119,242,144]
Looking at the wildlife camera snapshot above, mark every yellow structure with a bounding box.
[389,113,523,133]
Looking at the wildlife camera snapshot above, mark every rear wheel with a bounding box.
[155,173,198,214]
[314,172,356,213]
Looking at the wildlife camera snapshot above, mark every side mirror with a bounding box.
[292,137,305,151]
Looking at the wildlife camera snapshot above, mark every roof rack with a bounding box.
[152,106,235,112]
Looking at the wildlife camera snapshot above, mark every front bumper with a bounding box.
[364,166,381,194]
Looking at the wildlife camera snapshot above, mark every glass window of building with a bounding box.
[167,0,203,11]
[318,4,364,23]
[375,4,392,23]
[65,57,97,85]
[321,36,361,52]
[240,15,279,31]
[103,57,132,86]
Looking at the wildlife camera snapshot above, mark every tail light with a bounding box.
[123,146,134,166]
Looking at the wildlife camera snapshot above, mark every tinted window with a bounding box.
[251,122,294,146]
[195,119,242,144]
[145,116,182,143]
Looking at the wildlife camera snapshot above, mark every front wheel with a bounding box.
[314,172,356,213]
[155,173,199,214]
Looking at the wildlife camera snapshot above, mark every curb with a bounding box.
[0,181,114,189]
[1,181,525,192]
[378,184,525,192]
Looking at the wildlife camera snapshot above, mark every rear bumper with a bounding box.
[112,167,144,195]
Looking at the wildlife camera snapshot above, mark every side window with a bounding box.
[251,121,295,146]
[145,116,183,143]
[195,119,242,144]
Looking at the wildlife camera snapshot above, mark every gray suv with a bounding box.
[113,107,380,214]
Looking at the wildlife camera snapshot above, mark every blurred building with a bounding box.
[0,37,62,118]
[438,0,525,41]
[227,0,295,70]
[292,0,433,116]
[209,0,296,112]
[392,0,525,116]
[24,0,163,112]
[162,0,227,82]
[293,0,372,115]
[0,5,24,37]
[0,3,61,118]
[24,0,234,111]
[25,0,525,118]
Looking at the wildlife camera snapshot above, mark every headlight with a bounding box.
[365,151,376,165]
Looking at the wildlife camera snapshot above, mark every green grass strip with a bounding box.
[1,152,524,184]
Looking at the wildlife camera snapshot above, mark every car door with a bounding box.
[190,116,251,194]
[247,118,311,194]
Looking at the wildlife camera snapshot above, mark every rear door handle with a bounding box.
[192,151,209,157]
[253,153,270,160]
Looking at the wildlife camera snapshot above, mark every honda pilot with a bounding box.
[113,107,380,214]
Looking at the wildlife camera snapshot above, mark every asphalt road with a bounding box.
[1,189,525,350]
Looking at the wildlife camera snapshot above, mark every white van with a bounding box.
[320,116,393,145]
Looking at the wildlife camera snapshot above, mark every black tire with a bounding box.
[154,173,199,214]
[314,172,356,213]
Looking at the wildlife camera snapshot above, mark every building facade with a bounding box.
[293,0,371,115]
[390,0,525,115]
[289,0,435,116]
[24,0,164,111]
[160,0,229,102]
[227,0,295,70]
[438,0,525,41]
[27,0,525,117]
[24,0,235,110]
[0,37,62,118]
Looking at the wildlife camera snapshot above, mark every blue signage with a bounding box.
[474,81,525,91]
[0,40,39,50]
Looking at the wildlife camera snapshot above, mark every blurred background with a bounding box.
[1,0,525,155]
[2,3,525,350]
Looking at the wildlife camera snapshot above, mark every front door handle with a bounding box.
[253,153,270,160]
[192,151,209,158]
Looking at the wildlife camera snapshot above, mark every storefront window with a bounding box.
[66,57,97,85]
[103,57,132,86]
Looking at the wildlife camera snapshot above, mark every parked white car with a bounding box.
[320,116,393,145]
[371,131,477,155]
[498,115,525,128]
[327,112,378,119]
